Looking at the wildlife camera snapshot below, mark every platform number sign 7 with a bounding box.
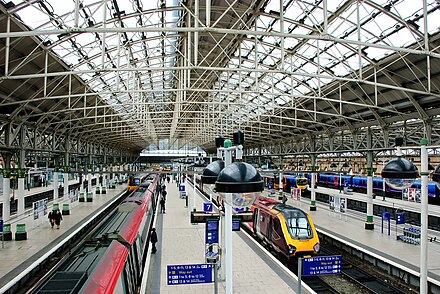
[204,203,213,213]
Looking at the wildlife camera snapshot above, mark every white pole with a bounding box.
[17,177,25,215]
[2,177,10,221]
[420,140,428,294]
[54,172,59,200]
[193,173,197,211]
[63,173,69,201]
[224,149,233,294]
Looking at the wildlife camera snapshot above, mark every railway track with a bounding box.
[194,180,411,293]
[319,246,409,294]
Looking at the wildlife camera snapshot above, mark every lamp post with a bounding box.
[381,144,422,291]
[207,131,263,294]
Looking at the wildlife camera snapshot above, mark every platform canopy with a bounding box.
[0,0,439,156]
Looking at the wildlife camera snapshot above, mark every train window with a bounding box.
[273,218,283,236]
[285,217,312,240]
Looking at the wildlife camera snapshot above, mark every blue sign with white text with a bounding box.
[204,203,213,213]
[382,212,390,220]
[0,220,3,232]
[167,264,213,285]
[396,213,406,224]
[179,185,185,191]
[206,219,219,244]
[302,255,342,276]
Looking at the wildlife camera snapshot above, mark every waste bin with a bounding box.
[62,203,70,215]
[96,186,101,194]
[2,223,12,241]
[101,187,107,194]
[79,192,85,202]
[15,223,27,241]
[86,192,93,202]
[52,203,59,211]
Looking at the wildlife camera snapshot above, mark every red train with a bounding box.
[29,174,159,294]
[251,197,320,259]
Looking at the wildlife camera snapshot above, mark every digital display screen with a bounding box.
[207,220,218,231]
[232,218,240,231]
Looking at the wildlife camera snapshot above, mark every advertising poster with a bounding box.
[292,188,301,200]
[329,195,335,211]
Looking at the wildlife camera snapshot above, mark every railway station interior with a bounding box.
[0,0,440,293]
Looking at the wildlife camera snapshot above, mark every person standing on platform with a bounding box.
[150,228,158,253]
[161,188,167,201]
[48,209,63,229]
[167,176,170,183]
[160,197,166,213]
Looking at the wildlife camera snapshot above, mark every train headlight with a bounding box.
[288,245,297,254]
[313,243,320,253]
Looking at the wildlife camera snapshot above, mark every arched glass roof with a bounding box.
[0,0,439,155]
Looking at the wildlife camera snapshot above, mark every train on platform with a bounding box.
[251,197,320,259]
[187,170,320,259]
[127,173,149,192]
[29,174,159,294]
[263,171,440,205]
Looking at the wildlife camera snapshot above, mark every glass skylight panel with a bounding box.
[284,38,299,49]
[256,15,272,31]
[294,84,310,95]
[289,25,310,37]
[264,0,281,13]
[303,7,323,27]
[275,97,288,106]
[386,28,420,48]
[284,1,307,21]
[301,63,318,75]
[332,63,351,76]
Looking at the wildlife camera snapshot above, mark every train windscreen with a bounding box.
[296,178,307,185]
[283,210,313,240]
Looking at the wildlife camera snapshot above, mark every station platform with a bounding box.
[143,179,312,294]
[314,186,440,217]
[282,190,440,285]
[0,183,127,290]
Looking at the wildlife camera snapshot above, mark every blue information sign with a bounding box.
[396,212,406,224]
[302,255,342,276]
[232,218,240,231]
[234,207,244,213]
[382,212,390,220]
[203,203,213,213]
[206,219,219,244]
[0,220,3,232]
[167,264,213,285]
[179,185,185,191]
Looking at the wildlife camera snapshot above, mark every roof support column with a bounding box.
[4,15,10,76]
[310,136,317,211]
[423,0,431,93]
[194,0,199,66]
[365,128,374,230]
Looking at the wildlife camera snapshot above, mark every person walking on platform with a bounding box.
[161,188,167,201]
[48,209,63,229]
[150,228,158,254]
[160,197,166,213]
[167,176,170,183]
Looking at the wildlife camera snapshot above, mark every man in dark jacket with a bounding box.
[160,197,166,213]
[150,228,158,253]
